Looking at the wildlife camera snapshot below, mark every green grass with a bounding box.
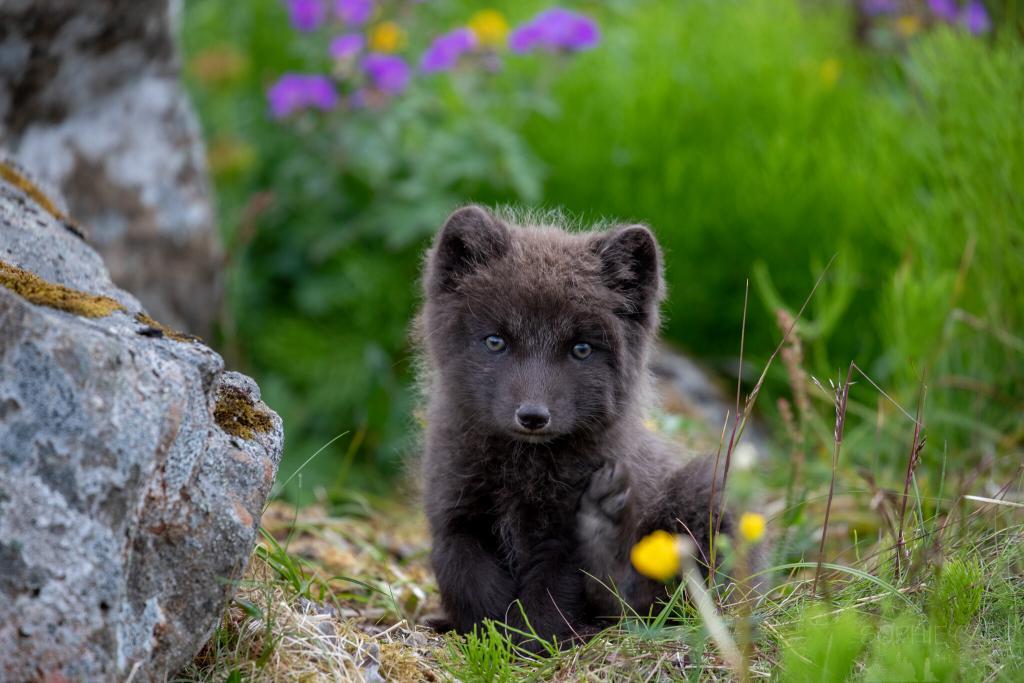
[528,0,1024,470]
[527,0,896,360]
[440,620,538,682]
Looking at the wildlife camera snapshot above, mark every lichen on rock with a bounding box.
[0,258,124,317]
[215,384,275,440]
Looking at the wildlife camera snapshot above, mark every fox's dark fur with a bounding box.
[415,206,731,644]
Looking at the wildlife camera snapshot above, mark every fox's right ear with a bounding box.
[427,205,510,294]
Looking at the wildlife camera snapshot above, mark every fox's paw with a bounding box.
[580,461,630,525]
[578,462,633,599]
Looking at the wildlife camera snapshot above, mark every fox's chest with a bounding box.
[486,474,585,568]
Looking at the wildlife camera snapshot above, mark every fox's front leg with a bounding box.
[577,460,642,617]
[504,537,588,648]
[577,461,675,618]
[431,529,517,633]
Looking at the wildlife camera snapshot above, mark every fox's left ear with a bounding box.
[593,224,665,327]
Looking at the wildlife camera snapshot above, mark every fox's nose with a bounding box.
[515,404,550,431]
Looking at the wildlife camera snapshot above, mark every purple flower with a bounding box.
[267,74,338,118]
[508,23,545,53]
[509,8,600,54]
[960,0,991,33]
[330,33,365,60]
[286,0,325,32]
[420,28,478,73]
[335,0,373,25]
[362,53,410,94]
[928,0,959,22]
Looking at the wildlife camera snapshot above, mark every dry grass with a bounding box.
[177,502,447,682]
[177,478,1023,682]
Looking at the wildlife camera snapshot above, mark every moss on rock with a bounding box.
[0,161,85,239]
[134,312,201,344]
[0,259,123,317]
[214,385,274,440]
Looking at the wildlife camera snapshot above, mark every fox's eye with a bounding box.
[484,335,507,353]
[571,342,593,360]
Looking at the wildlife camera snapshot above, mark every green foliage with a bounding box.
[779,605,871,683]
[529,0,895,364]
[183,0,566,492]
[931,556,985,633]
[860,616,961,683]
[874,29,1024,460]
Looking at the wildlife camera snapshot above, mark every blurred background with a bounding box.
[178,0,1022,504]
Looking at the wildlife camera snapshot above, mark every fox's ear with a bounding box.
[593,224,664,327]
[427,205,510,295]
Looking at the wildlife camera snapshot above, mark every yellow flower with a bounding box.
[738,512,766,543]
[468,9,509,48]
[894,14,922,39]
[819,57,841,89]
[369,21,405,53]
[643,418,658,432]
[630,530,680,581]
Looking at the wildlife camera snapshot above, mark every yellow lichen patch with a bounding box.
[0,259,124,317]
[134,312,202,343]
[214,384,274,440]
[0,161,83,236]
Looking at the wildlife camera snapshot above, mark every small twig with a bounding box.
[125,661,143,683]
[963,495,1024,509]
[372,619,408,640]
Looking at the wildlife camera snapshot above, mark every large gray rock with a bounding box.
[0,0,223,339]
[0,161,283,680]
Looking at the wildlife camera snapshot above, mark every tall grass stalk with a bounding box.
[895,386,927,579]
[812,363,853,596]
